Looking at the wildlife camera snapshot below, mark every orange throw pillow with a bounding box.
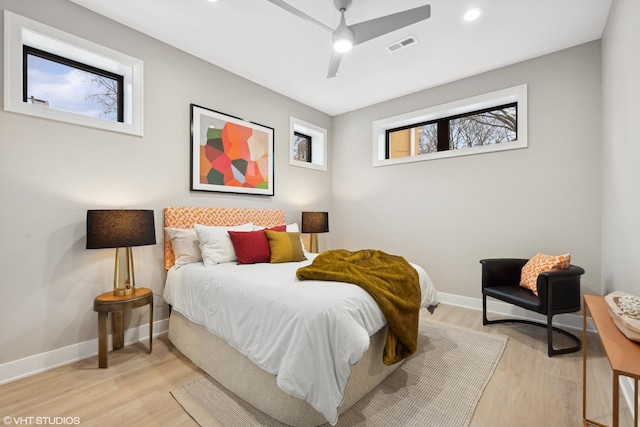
[520,253,571,296]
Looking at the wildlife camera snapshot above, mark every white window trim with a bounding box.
[4,11,144,136]
[372,84,528,167]
[290,117,327,171]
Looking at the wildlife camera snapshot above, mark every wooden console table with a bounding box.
[93,287,153,368]
[583,295,639,427]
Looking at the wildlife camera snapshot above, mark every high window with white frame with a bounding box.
[373,85,527,167]
[4,11,144,136]
[289,117,327,172]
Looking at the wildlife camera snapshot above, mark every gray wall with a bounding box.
[0,0,332,365]
[601,0,640,296]
[1,0,627,372]
[331,42,602,299]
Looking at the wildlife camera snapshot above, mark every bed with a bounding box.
[162,207,439,426]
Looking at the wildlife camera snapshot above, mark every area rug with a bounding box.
[171,318,507,427]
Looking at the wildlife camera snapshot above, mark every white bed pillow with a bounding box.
[194,223,254,266]
[165,227,202,266]
[253,223,298,231]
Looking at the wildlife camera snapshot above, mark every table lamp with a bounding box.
[86,209,156,296]
[301,211,329,253]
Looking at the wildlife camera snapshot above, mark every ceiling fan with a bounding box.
[266,0,431,78]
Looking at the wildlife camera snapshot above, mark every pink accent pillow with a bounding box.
[228,225,286,264]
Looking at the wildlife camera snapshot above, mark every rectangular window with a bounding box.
[386,103,517,159]
[4,11,143,135]
[24,46,124,122]
[373,85,527,166]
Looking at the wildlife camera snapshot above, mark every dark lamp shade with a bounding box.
[86,209,156,249]
[301,212,329,234]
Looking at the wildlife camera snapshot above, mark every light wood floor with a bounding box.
[0,304,633,426]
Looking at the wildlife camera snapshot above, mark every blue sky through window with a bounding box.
[26,54,118,121]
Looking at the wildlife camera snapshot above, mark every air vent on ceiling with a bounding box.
[386,36,417,53]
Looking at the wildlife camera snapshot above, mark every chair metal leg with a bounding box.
[482,293,488,325]
[547,313,581,357]
[483,300,581,357]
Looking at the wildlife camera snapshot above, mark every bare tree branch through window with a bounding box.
[388,104,517,158]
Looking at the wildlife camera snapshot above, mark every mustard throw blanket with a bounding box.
[296,249,421,365]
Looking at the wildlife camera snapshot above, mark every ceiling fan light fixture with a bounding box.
[333,37,353,53]
[332,26,354,53]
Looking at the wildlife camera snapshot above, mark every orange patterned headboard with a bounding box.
[164,207,286,269]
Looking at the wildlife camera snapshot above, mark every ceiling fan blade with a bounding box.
[265,0,333,33]
[327,50,343,78]
[349,5,431,46]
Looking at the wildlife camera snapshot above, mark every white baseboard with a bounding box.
[0,318,169,385]
[439,292,637,419]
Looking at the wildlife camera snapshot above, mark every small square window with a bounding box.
[289,117,327,171]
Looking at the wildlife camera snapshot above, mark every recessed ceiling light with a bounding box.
[463,8,483,22]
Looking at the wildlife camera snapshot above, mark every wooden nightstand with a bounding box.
[93,287,153,368]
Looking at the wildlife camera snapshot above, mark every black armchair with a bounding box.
[480,258,585,357]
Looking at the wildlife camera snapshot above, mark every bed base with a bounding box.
[169,311,400,427]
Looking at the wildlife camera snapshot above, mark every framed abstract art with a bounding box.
[190,104,274,196]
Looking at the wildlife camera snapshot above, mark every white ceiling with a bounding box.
[69,0,611,116]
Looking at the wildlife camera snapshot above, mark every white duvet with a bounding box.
[163,254,439,425]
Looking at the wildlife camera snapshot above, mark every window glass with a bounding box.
[386,103,517,159]
[449,105,517,150]
[25,47,123,122]
[293,132,312,162]
[417,122,439,154]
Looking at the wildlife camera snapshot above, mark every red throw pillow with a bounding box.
[228,226,287,264]
[228,230,271,264]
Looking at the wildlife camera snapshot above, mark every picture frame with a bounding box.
[293,131,312,163]
[190,104,274,196]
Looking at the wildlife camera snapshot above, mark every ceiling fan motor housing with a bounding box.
[334,0,352,11]
[333,24,354,52]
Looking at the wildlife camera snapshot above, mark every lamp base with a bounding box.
[113,247,136,296]
[309,233,319,253]
[113,286,134,296]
